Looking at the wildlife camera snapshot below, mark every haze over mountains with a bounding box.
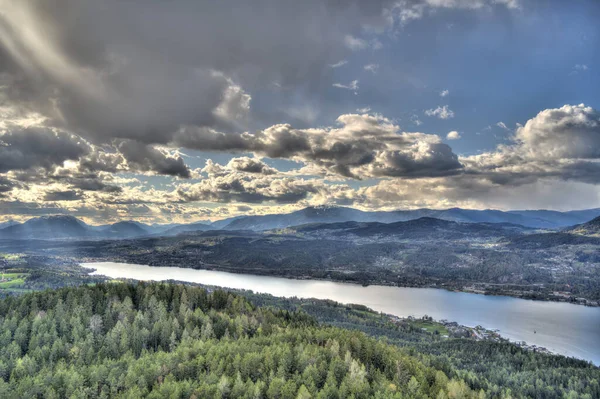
[2,206,600,240]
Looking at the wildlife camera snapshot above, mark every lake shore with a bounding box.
[78,255,600,307]
[81,261,600,364]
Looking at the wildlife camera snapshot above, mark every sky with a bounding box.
[0,0,600,224]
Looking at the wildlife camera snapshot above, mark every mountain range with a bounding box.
[2,206,600,240]
[214,206,600,231]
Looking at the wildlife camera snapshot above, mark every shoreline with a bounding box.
[81,262,596,366]
[79,256,600,308]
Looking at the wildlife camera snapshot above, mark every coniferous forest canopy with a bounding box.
[0,282,597,398]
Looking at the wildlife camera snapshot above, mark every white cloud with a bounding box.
[440,89,450,97]
[364,63,379,74]
[344,35,368,51]
[513,104,600,160]
[446,131,461,140]
[329,60,348,68]
[570,64,590,75]
[344,35,382,51]
[370,39,383,50]
[333,80,359,93]
[411,114,423,126]
[394,0,520,24]
[496,121,510,131]
[425,105,455,119]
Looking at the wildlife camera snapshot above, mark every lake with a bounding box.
[81,261,600,365]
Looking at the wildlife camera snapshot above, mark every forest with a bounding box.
[0,282,597,398]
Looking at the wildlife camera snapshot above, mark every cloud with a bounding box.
[203,157,278,177]
[357,176,600,212]
[177,160,361,206]
[425,105,455,119]
[411,114,423,126]
[43,190,83,202]
[0,126,91,173]
[513,104,600,161]
[344,35,369,51]
[118,141,191,178]
[440,89,450,97]
[395,0,520,24]
[329,60,348,68]
[332,80,359,92]
[446,131,461,140]
[496,121,510,131]
[571,64,590,75]
[174,113,463,179]
[0,0,395,148]
[227,157,278,175]
[364,64,379,74]
[344,35,383,51]
[460,104,600,187]
[177,174,321,204]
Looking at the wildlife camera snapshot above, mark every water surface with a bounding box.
[82,261,600,365]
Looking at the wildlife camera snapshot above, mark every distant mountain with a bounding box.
[217,206,600,231]
[100,221,150,238]
[3,206,600,240]
[159,222,212,236]
[0,220,18,229]
[219,206,378,230]
[0,215,91,239]
[508,209,600,229]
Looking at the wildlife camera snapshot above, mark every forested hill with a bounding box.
[0,284,598,398]
[0,283,488,398]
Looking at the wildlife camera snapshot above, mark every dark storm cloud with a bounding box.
[118,141,191,178]
[175,114,463,179]
[0,0,396,146]
[0,175,20,193]
[0,126,90,173]
[43,190,83,201]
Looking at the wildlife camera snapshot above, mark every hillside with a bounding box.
[0,282,597,398]
[287,217,533,240]
[565,216,600,236]
[0,283,482,398]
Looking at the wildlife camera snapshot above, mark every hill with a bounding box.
[288,217,532,240]
[0,282,596,398]
[564,216,600,236]
[0,283,482,398]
